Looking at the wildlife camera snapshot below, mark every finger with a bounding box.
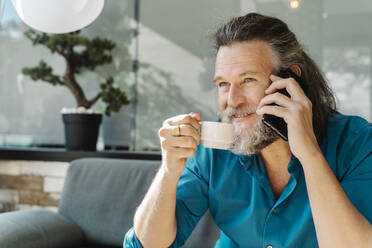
[189,112,202,121]
[256,105,288,119]
[160,123,201,145]
[169,114,200,130]
[257,92,292,109]
[165,124,201,145]
[168,136,198,149]
[170,147,196,159]
[266,76,290,94]
[267,75,305,98]
[178,124,201,144]
[270,74,283,81]
[159,125,181,138]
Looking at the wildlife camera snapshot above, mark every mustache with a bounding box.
[219,104,258,121]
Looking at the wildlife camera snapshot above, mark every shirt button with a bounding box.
[267,245,273,248]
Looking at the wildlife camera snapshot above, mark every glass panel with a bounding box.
[0,0,371,151]
[0,0,134,148]
[136,0,371,150]
[136,0,242,150]
[324,47,370,119]
[255,0,371,121]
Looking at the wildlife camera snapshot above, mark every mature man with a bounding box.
[124,13,372,247]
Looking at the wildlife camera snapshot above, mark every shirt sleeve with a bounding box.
[123,146,211,248]
[169,148,210,247]
[123,227,143,248]
[340,123,372,223]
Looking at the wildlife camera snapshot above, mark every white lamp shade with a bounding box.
[11,0,104,33]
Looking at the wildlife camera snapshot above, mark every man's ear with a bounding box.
[290,64,301,77]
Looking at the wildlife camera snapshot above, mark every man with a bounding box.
[124,13,372,247]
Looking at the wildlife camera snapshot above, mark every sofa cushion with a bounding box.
[59,158,160,247]
[183,209,219,248]
[0,209,84,248]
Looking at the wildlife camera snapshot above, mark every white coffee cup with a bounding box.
[200,121,234,150]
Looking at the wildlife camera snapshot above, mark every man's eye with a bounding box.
[244,78,255,83]
[218,82,229,87]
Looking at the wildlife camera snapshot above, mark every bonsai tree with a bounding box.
[22,29,129,116]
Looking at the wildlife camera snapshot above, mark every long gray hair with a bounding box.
[214,13,337,144]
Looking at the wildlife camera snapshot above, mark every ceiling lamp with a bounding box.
[10,0,104,33]
[290,0,300,9]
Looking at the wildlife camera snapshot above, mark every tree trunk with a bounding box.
[64,63,90,108]
[63,45,102,109]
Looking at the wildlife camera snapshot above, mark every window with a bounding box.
[0,0,371,151]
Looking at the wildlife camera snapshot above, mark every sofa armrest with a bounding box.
[0,209,84,248]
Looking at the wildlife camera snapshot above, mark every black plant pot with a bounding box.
[62,113,102,151]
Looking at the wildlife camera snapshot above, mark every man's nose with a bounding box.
[227,84,246,107]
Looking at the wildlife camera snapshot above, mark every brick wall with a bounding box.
[0,160,69,213]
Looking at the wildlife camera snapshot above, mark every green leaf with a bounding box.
[22,60,62,86]
[100,77,130,116]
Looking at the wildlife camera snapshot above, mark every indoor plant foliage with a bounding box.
[22,29,129,116]
[22,29,130,150]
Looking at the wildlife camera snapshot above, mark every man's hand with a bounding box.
[133,112,201,248]
[158,112,202,175]
[256,74,320,160]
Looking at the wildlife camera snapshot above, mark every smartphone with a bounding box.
[261,68,308,141]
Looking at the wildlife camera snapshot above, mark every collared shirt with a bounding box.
[124,113,372,248]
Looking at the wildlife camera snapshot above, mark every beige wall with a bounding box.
[0,160,69,213]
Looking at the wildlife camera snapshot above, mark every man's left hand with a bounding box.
[256,74,321,160]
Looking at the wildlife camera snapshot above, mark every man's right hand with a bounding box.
[158,112,202,175]
[133,112,202,248]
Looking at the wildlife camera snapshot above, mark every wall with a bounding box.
[0,160,69,213]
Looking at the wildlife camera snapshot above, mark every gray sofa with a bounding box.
[0,158,219,248]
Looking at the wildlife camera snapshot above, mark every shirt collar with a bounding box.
[287,155,301,178]
[238,153,258,171]
[238,152,302,178]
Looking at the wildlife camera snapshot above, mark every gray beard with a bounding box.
[220,104,279,155]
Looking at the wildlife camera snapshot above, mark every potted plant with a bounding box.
[21,29,130,151]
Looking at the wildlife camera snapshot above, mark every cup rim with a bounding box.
[200,121,234,127]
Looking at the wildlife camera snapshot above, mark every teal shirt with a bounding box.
[124,113,372,247]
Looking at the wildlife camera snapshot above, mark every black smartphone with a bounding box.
[261,68,308,141]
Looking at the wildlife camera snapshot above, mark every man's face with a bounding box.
[214,40,279,154]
